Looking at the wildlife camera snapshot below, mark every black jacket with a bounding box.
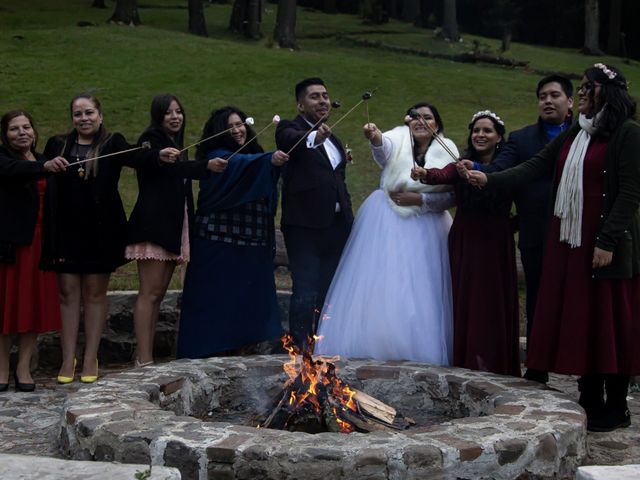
[275,115,353,229]
[41,132,160,273]
[127,127,210,255]
[490,120,640,279]
[0,146,50,263]
[479,119,553,249]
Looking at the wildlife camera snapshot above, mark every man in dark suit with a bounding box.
[276,77,354,346]
[466,75,574,382]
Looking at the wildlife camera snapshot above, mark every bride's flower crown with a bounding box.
[470,110,504,126]
[594,63,617,80]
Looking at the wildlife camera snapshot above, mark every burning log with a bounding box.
[260,335,414,434]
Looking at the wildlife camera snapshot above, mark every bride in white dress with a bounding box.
[314,103,457,364]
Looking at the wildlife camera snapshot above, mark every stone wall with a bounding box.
[61,356,587,479]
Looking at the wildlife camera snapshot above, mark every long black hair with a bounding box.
[145,93,186,149]
[195,106,262,160]
[584,63,636,135]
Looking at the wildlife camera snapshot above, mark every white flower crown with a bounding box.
[470,110,504,127]
[594,63,617,80]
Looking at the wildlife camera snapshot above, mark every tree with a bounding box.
[442,0,459,42]
[606,0,622,55]
[322,0,337,14]
[583,0,603,55]
[108,0,141,25]
[188,0,208,37]
[400,0,420,23]
[359,0,388,25]
[92,0,107,8]
[229,0,263,40]
[274,0,297,49]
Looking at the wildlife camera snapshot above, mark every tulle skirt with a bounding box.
[314,189,453,364]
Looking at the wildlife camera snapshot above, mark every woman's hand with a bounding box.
[456,159,473,179]
[207,157,228,172]
[467,170,488,187]
[363,123,382,146]
[159,147,180,163]
[592,247,613,268]
[410,166,427,181]
[389,191,422,207]
[43,156,69,172]
[271,150,289,167]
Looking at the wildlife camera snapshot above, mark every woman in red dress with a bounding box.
[0,110,68,392]
[468,64,640,432]
[411,111,520,376]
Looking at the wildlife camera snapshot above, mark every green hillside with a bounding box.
[1,0,638,288]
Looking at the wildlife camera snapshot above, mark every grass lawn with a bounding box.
[1,0,638,292]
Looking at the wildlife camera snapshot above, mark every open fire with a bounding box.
[260,335,413,433]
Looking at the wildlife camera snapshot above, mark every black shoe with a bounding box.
[14,373,35,392]
[587,408,631,432]
[523,368,549,384]
[0,383,8,392]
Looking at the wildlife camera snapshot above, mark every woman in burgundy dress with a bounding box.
[411,111,520,376]
[0,110,68,392]
[469,64,640,432]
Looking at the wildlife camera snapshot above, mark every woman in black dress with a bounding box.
[43,93,176,383]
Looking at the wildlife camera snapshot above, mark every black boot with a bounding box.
[523,368,549,384]
[587,374,631,432]
[578,375,605,421]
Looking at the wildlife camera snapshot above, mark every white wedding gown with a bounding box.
[314,128,455,364]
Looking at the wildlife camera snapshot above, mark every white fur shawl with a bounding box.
[382,125,457,216]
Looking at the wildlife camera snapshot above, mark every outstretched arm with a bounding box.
[412,162,459,185]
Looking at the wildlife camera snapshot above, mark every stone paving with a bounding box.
[0,362,637,478]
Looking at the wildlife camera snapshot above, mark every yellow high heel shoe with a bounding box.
[80,360,99,384]
[57,358,77,384]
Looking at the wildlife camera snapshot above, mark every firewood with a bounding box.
[352,389,396,424]
[261,387,291,429]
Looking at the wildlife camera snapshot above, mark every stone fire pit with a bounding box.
[61,356,586,479]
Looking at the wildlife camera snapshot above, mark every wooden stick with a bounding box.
[224,120,278,162]
[410,110,458,161]
[284,115,326,155]
[352,389,396,424]
[66,143,150,167]
[328,99,365,130]
[179,117,255,153]
[328,87,378,131]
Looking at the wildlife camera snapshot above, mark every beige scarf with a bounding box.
[554,113,598,247]
[382,125,457,217]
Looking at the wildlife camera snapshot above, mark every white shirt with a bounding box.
[303,118,343,212]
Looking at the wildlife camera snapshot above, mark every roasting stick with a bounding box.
[409,108,459,162]
[66,142,151,167]
[328,88,377,131]
[224,115,281,162]
[284,101,342,156]
[178,117,255,154]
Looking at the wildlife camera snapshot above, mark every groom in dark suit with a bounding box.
[276,77,354,346]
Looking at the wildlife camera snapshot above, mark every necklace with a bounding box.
[75,139,85,178]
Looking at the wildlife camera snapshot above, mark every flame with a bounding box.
[276,334,358,432]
